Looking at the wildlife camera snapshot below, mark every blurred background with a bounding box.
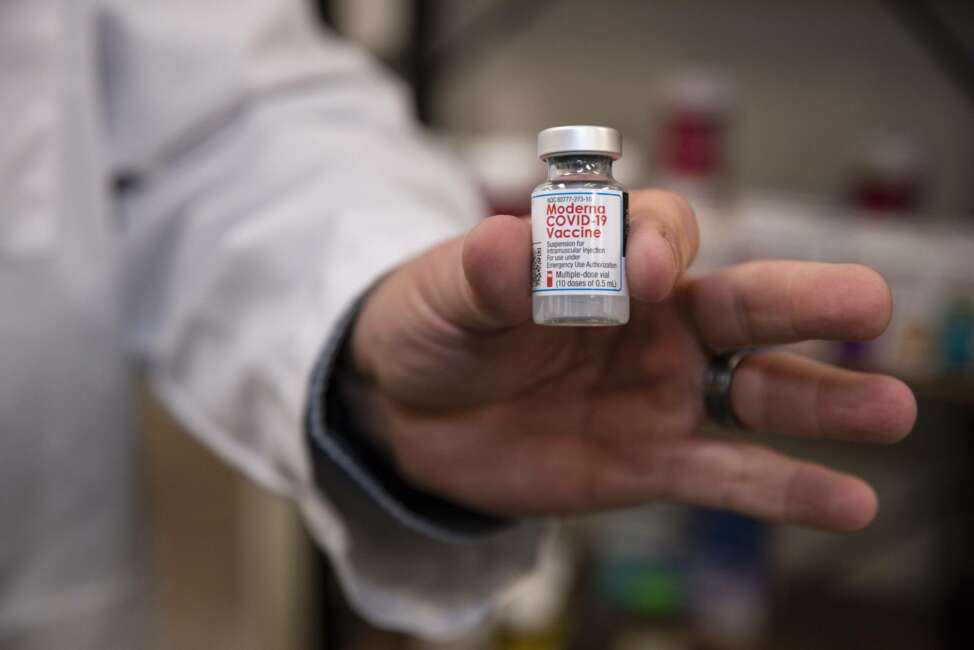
[142,1,974,648]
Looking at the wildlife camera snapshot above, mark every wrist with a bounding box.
[308,284,513,541]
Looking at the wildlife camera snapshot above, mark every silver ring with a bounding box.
[703,351,750,428]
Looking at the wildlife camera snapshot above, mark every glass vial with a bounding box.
[531,126,629,326]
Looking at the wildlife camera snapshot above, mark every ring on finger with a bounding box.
[703,350,752,429]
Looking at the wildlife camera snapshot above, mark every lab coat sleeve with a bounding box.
[99,0,542,638]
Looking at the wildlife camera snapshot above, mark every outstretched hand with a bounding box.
[350,190,916,531]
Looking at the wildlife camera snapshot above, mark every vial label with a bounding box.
[531,190,628,297]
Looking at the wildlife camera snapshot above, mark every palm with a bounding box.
[367,296,706,514]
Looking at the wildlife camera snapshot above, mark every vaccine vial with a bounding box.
[531,126,629,326]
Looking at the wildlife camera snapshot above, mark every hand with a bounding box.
[350,190,916,531]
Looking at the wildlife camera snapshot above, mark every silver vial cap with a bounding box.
[537,125,622,160]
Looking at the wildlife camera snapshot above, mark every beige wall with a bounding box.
[139,386,313,650]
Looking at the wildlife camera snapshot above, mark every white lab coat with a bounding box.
[0,0,541,646]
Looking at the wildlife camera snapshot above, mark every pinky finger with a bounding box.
[653,438,878,531]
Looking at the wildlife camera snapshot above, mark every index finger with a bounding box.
[626,190,700,303]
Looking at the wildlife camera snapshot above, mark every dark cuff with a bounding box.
[305,287,513,544]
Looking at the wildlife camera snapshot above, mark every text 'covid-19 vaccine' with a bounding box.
[532,125,629,326]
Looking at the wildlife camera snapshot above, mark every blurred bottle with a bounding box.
[939,232,974,376]
[580,507,691,650]
[847,135,925,217]
[686,510,770,650]
[654,68,735,207]
[941,295,974,376]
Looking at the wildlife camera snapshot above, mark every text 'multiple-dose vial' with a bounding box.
[531,125,629,326]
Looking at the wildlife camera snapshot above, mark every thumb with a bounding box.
[408,214,531,332]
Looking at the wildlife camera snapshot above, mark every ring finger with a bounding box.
[730,351,916,443]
